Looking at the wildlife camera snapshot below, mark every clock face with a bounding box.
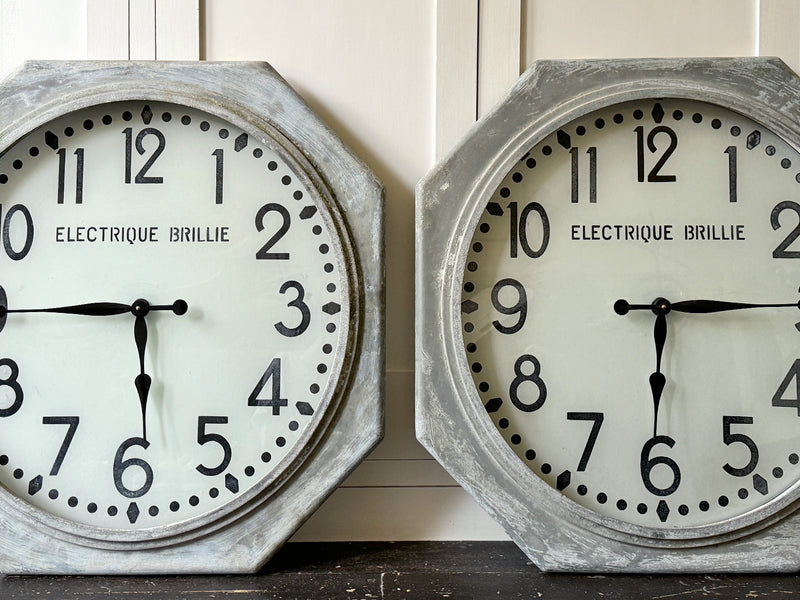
[0,100,351,535]
[461,98,800,533]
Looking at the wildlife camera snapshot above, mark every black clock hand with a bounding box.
[615,298,799,315]
[133,309,151,442]
[650,307,668,439]
[130,299,187,442]
[1,302,130,316]
[0,299,188,317]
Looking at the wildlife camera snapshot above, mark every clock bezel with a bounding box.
[417,57,800,572]
[0,61,384,574]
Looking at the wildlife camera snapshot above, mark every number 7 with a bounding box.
[42,416,79,476]
[566,412,604,472]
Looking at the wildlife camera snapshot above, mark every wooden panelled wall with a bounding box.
[1,0,799,541]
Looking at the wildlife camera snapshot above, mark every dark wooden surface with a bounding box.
[1,541,799,599]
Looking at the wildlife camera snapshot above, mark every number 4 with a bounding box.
[249,358,289,415]
[772,359,800,415]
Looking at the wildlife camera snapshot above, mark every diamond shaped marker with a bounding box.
[484,398,502,413]
[652,103,665,124]
[486,202,504,216]
[322,302,341,315]
[557,130,571,149]
[461,299,479,314]
[28,475,43,496]
[299,206,317,220]
[225,473,240,494]
[45,131,59,151]
[234,133,248,152]
[753,473,769,495]
[556,470,571,491]
[747,130,761,150]
[296,401,314,416]
[657,500,670,523]
[141,105,153,125]
[127,502,140,524]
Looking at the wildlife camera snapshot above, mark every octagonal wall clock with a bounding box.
[416,57,800,572]
[0,61,383,574]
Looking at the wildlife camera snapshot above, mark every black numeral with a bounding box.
[249,358,289,415]
[491,278,527,335]
[113,437,153,498]
[212,149,224,204]
[275,280,311,337]
[509,355,546,412]
[567,412,603,472]
[635,125,677,183]
[640,435,681,496]
[196,416,232,477]
[772,359,800,414]
[0,358,23,417]
[124,127,165,184]
[570,146,597,203]
[1,204,34,261]
[724,146,737,203]
[722,415,759,477]
[255,203,291,260]
[57,148,84,204]
[509,201,549,258]
[771,201,800,258]
[42,416,79,476]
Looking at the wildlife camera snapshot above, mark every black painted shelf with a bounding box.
[1,541,798,599]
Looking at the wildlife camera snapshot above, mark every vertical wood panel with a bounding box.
[435,0,479,160]
[86,0,129,59]
[477,0,521,117]
[0,0,88,78]
[129,0,156,59]
[759,0,800,73]
[523,0,758,66]
[155,0,200,60]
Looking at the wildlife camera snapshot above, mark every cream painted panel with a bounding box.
[155,0,199,60]
[86,0,129,59]
[435,0,478,160]
[759,0,800,73]
[0,0,88,78]
[129,0,156,59]
[291,487,508,541]
[523,0,757,65]
[478,0,521,117]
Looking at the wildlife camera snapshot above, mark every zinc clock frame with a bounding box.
[0,61,384,574]
[416,57,800,572]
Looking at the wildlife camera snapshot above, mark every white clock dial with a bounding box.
[0,100,351,534]
[461,98,800,532]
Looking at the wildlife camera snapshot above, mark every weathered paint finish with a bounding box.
[0,61,384,574]
[415,57,800,572]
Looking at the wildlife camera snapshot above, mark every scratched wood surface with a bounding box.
[0,542,798,599]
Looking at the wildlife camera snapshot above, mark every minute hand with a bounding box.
[670,299,800,313]
[1,301,184,317]
[2,302,131,316]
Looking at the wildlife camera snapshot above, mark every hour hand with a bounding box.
[134,313,151,441]
[650,311,667,438]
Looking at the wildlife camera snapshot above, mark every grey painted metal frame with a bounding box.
[416,57,800,572]
[0,61,384,574]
